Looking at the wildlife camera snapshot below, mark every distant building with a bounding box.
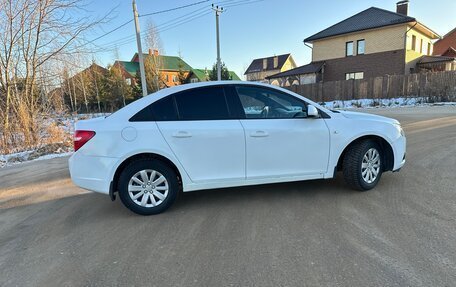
[433,27,456,57]
[244,54,296,82]
[266,62,325,86]
[188,68,241,83]
[113,49,193,88]
[416,27,456,72]
[302,1,442,81]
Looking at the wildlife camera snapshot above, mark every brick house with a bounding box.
[302,1,441,81]
[244,54,297,82]
[433,27,456,57]
[113,49,193,88]
[414,27,456,72]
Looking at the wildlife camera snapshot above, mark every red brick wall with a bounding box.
[433,29,456,56]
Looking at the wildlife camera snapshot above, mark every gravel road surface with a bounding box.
[1,106,455,286]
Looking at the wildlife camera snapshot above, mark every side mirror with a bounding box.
[307,105,319,117]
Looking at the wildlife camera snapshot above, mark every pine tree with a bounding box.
[209,62,231,80]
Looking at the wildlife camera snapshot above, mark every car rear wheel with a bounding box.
[343,140,383,191]
[118,159,178,215]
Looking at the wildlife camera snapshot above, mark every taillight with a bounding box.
[74,130,96,152]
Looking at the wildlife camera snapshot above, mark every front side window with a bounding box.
[174,86,230,120]
[346,41,354,56]
[235,86,306,119]
[411,35,416,51]
[357,39,365,55]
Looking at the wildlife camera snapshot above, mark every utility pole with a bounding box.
[133,0,148,97]
[212,4,224,81]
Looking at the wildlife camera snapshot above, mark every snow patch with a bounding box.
[320,97,456,110]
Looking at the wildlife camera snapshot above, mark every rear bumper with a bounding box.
[68,152,118,195]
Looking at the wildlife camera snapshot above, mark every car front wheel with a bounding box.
[343,140,383,191]
[118,159,178,215]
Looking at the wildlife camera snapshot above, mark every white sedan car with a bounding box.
[69,81,406,215]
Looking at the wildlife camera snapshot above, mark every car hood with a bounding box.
[339,110,399,125]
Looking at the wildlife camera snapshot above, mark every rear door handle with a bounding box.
[172,131,192,138]
[250,130,269,137]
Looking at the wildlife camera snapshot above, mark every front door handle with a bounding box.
[250,130,269,137]
[172,131,192,138]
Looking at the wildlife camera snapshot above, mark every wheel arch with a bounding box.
[335,135,394,173]
[111,153,184,197]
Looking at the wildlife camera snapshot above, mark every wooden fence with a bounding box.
[285,71,456,103]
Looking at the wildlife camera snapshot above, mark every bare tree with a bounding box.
[143,21,164,93]
[0,0,101,152]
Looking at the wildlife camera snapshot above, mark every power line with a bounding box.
[139,0,210,17]
[83,0,265,54]
[83,19,133,46]
[79,0,211,49]
[98,6,212,51]
[224,0,265,8]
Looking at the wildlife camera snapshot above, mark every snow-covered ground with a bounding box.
[320,97,456,109]
[0,150,72,168]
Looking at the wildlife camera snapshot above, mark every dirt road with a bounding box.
[1,106,455,286]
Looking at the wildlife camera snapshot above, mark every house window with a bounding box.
[345,72,364,80]
[411,35,416,51]
[190,78,199,83]
[346,41,354,56]
[357,39,365,55]
[420,39,423,54]
[427,42,431,55]
[172,75,178,82]
[125,78,131,85]
[165,74,169,82]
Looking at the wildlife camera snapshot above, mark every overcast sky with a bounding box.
[85,0,456,79]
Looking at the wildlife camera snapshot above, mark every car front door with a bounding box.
[155,86,245,183]
[232,85,330,179]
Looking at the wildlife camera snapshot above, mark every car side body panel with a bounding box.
[68,81,406,196]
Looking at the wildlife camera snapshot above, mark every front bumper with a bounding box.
[69,152,119,195]
[392,135,406,171]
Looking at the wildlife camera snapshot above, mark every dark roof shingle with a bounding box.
[418,55,455,64]
[266,62,325,79]
[304,7,415,42]
[244,54,291,74]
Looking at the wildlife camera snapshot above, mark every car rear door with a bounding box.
[230,85,330,179]
[155,86,245,183]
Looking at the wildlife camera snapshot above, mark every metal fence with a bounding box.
[285,71,456,103]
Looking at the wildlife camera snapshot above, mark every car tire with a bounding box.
[343,140,383,191]
[118,159,179,215]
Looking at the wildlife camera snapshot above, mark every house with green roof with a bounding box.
[188,68,241,83]
[113,49,241,88]
[113,49,194,88]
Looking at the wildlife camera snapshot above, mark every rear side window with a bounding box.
[174,86,230,120]
[150,96,178,121]
[129,96,178,122]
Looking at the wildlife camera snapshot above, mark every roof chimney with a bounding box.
[396,0,409,16]
[273,56,278,69]
[263,58,267,70]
